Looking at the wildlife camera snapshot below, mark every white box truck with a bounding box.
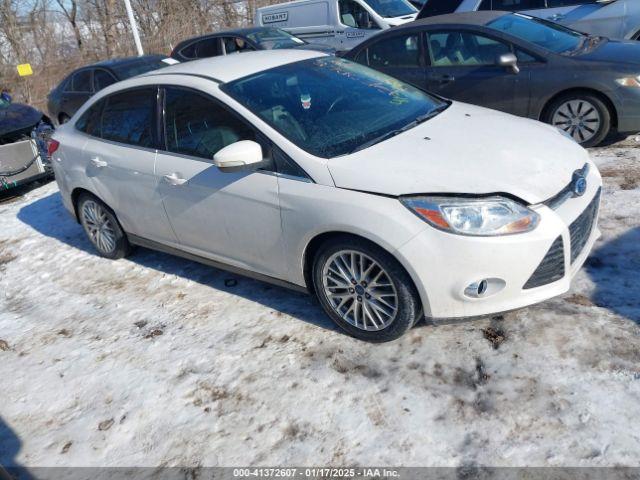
[255,0,417,52]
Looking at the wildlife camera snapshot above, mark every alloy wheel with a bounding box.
[81,200,117,254]
[551,99,601,144]
[321,250,398,331]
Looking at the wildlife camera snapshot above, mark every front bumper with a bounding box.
[395,163,603,319]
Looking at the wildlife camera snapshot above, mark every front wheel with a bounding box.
[312,236,422,342]
[77,193,131,259]
[543,93,611,147]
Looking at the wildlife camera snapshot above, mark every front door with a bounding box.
[83,86,177,244]
[155,86,285,278]
[424,29,531,116]
[336,0,382,50]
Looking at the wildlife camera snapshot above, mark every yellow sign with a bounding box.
[17,64,33,77]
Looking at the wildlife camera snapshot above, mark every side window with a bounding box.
[369,34,421,68]
[223,37,255,54]
[178,42,197,59]
[71,70,92,93]
[163,87,256,160]
[100,88,157,147]
[479,0,545,10]
[338,0,380,30]
[76,99,105,137]
[194,38,222,58]
[427,31,511,66]
[93,70,117,92]
[515,49,538,63]
[354,48,369,65]
[547,0,596,6]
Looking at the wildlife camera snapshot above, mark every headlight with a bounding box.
[616,76,640,87]
[401,196,540,236]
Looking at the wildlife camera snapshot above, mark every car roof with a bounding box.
[410,10,508,29]
[144,49,326,83]
[90,54,167,69]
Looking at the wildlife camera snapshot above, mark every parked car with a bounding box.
[417,0,640,41]
[50,50,601,342]
[171,27,335,63]
[344,11,640,146]
[0,98,53,191]
[255,0,417,51]
[47,55,176,125]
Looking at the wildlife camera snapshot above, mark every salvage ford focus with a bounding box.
[49,50,602,342]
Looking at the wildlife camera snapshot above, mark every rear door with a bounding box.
[155,85,285,277]
[424,29,532,116]
[354,31,427,89]
[82,87,177,244]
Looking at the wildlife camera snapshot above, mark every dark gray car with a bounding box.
[344,11,640,146]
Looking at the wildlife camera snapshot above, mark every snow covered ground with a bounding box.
[0,137,639,469]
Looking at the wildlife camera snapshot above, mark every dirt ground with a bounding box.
[0,136,639,468]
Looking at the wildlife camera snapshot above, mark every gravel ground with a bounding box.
[0,136,639,469]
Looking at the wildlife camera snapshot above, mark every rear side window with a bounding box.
[163,87,255,160]
[71,70,92,92]
[100,88,157,147]
[76,99,105,137]
[368,34,421,68]
[419,0,463,17]
[479,0,545,10]
[194,38,222,58]
[94,70,117,91]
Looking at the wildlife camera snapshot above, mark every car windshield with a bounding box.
[246,29,306,49]
[487,13,586,55]
[363,0,416,18]
[222,57,447,158]
[110,57,171,79]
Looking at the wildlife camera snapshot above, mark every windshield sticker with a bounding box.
[300,93,312,110]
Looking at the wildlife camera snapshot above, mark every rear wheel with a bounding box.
[312,236,421,342]
[543,93,611,147]
[77,193,131,259]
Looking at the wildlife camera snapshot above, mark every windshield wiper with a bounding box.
[349,104,449,154]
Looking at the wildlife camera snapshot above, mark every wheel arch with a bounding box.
[540,87,618,129]
[70,187,107,222]
[301,230,430,314]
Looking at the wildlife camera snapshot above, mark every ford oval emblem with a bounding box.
[573,176,587,197]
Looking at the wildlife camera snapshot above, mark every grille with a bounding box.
[569,188,601,264]
[523,236,565,290]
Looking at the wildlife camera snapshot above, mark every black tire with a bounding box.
[77,193,131,259]
[542,92,611,148]
[312,235,422,342]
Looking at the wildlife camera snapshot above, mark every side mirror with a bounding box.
[497,53,520,74]
[213,140,263,172]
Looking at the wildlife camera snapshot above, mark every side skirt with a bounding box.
[128,234,309,294]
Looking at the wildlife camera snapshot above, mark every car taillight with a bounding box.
[48,139,60,156]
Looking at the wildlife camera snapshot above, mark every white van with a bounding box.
[255,0,417,51]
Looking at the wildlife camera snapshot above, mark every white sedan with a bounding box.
[49,50,602,342]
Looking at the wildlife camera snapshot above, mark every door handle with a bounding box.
[163,173,187,186]
[91,157,107,168]
[430,74,455,85]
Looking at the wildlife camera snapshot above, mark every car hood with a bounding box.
[576,39,640,66]
[385,14,417,26]
[0,103,43,139]
[327,102,590,204]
